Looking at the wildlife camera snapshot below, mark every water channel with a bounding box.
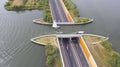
[0,0,120,67]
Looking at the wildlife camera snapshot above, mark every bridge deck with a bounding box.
[57,34,81,38]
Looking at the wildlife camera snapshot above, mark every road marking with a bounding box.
[69,39,83,67]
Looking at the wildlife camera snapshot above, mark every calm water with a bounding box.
[70,0,120,52]
[0,0,55,67]
[0,0,120,67]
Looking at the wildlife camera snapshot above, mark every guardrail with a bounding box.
[79,36,98,67]
[60,0,74,22]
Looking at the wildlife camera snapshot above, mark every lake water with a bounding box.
[71,0,120,51]
[0,0,120,67]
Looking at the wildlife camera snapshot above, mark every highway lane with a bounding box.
[49,0,68,22]
[59,38,77,67]
[71,37,89,67]
[69,38,83,67]
[58,37,89,67]
[49,0,61,21]
[55,0,68,22]
[59,38,71,67]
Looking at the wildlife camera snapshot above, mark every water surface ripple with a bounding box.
[0,0,120,67]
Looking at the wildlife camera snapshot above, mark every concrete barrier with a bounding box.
[79,36,98,67]
[60,0,74,22]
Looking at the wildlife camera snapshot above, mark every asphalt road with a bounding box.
[59,38,77,67]
[49,0,68,22]
[49,0,89,66]
[71,37,89,67]
[58,37,89,67]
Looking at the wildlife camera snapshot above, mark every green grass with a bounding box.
[76,17,90,23]
[101,41,112,51]
[101,41,120,67]
[45,45,62,67]
[43,0,53,23]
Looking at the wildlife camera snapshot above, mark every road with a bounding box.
[59,38,77,67]
[49,0,68,22]
[58,37,89,67]
[49,0,89,66]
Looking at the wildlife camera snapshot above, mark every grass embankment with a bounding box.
[33,36,62,67]
[45,45,62,67]
[4,0,52,23]
[83,35,120,67]
[63,0,90,23]
[34,36,58,47]
[101,41,120,67]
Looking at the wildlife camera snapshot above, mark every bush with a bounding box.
[73,9,79,17]
[109,54,120,67]
[46,45,56,56]
[45,44,62,67]
[82,18,89,22]
[76,18,89,23]
[76,19,81,22]
[8,0,13,1]
[43,9,52,23]
[46,56,54,67]
[12,5,25,11]
[101,41,112,51]
[42,0,53,23]
[4,2,10,7]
